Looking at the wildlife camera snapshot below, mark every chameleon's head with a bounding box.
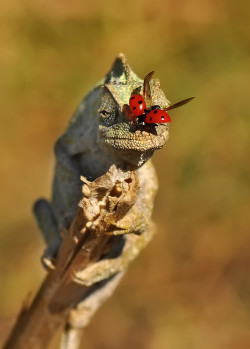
[98,54,169,168]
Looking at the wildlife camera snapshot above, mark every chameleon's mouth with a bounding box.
[98,122,169,152]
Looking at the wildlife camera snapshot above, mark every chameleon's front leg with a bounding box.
[33,198,61,269]
[72,222,156,286]
[34,137,83,268]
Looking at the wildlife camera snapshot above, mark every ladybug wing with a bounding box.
[164,97,194,111]
[145,109,171,124]
[143,71,154,106]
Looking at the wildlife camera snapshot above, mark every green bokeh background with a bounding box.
[0,0,250,348]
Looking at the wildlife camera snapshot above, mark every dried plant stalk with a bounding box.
[4,165,144,349]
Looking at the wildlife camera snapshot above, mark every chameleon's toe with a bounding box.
[41,248,56,270]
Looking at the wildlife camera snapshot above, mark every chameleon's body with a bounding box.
[34,53,169,268]
[33,54,170,337]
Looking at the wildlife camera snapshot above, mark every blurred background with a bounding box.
[0,0,250,348]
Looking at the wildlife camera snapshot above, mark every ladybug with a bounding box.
[128,71,194,125]
[129,94,146,117]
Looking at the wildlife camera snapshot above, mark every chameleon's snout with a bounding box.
[98,122,169,167]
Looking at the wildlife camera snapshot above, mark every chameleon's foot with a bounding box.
[72,236,126,286]
[72,259,123,286]
[41,247,56,270]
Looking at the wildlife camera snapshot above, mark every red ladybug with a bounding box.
[129,95,146,117]
[129,95,194,124]
[128,72,194,125]
[129,93,194,125]
[144,108,171,123]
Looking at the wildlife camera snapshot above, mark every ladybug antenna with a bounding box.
[164,97,195,111]
[143,71,154,104]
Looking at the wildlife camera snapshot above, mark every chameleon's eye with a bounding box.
[99,109,117,126]
[100,110,108,117]
[99,90,119,126]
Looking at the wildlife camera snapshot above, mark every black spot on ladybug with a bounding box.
[150,117,152,121]
[161,116,165,120]
[138,100,143,104]
[154,110,158,114]
[130,96,135,100]
[133,107,136,110]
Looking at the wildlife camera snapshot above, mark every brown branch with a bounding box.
[4,165,139,349]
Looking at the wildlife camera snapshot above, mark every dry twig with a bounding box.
[4,165,142,349]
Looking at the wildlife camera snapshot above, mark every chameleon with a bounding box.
[34,53,169,272]
[33,53,170,343]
